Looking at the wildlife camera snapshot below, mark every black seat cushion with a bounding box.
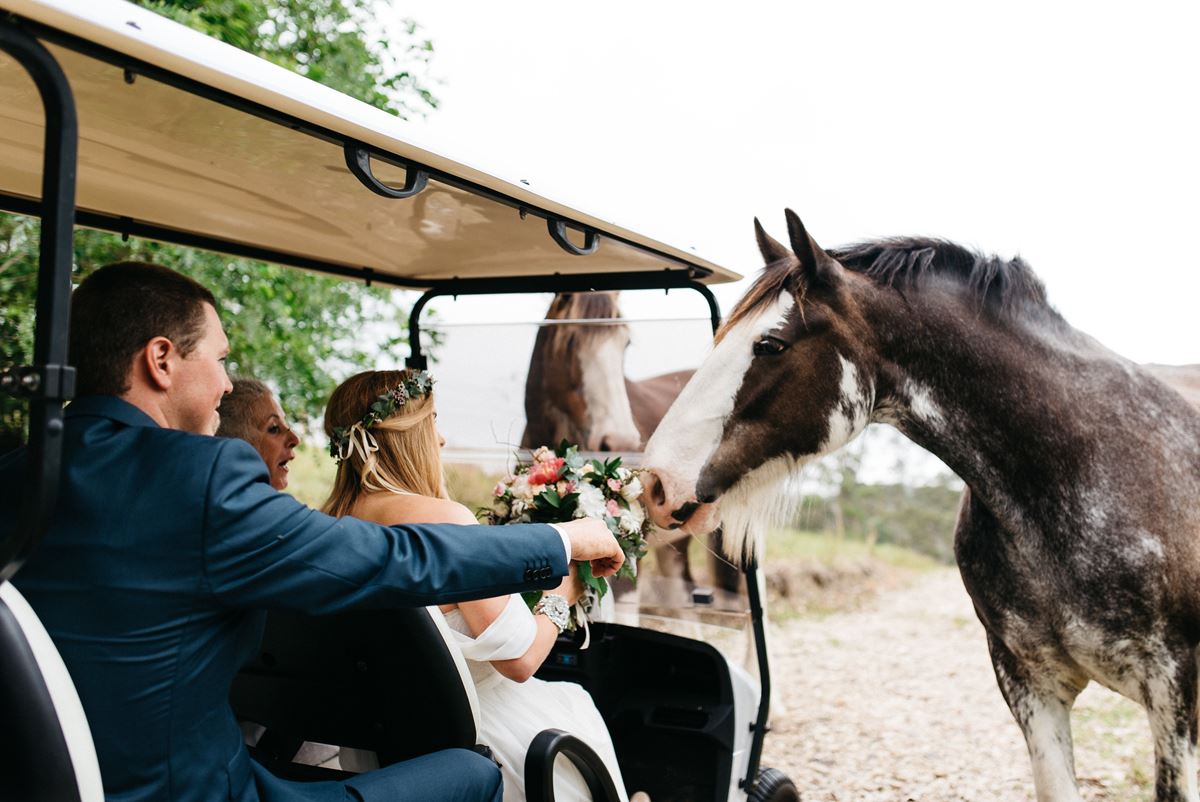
[230,606,476,768]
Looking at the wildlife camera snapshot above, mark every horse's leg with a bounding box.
[1143,647,1199,802]
[708,529,745,596]
[986,632,1085,802]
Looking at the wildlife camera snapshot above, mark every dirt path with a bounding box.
[759,568,1155,801]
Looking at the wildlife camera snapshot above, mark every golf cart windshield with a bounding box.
[425,301,758,677]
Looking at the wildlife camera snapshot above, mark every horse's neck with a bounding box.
[865,288,1170,525]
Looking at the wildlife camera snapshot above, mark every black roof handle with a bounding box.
[547,218,599,256]
[343,143,429,200]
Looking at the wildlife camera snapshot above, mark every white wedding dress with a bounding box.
[444,595,630,802]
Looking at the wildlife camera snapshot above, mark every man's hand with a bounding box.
[558,518,625,578]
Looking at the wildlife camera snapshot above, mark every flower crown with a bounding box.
[329,371,435,461]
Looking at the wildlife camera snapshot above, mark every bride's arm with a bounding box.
[382,495,584,683]
[456,567,582,683]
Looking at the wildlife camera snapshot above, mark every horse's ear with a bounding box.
[754,217,792,265]
[784,209,841,288]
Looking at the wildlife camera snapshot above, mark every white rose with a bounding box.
[510,475,531,500]
[618,503,645,533]
[620,476,643,503]
[575,483,608,519]
[511,498,527,517]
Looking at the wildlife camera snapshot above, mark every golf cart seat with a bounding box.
[0,581,104,802]
[230,605,623,801]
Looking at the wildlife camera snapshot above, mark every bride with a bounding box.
[321,369,647,802]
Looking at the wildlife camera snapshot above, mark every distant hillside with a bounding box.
[1144,363,1200,408]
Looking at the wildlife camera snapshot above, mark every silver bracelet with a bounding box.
[533,593,570,632]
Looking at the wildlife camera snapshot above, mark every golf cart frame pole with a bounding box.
[404,275,721,370]
[741,557,770,793]
[0,18,78,583]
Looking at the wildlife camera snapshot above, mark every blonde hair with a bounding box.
[321,369,446,517]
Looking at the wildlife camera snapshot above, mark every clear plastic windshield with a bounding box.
[423,290,756,673]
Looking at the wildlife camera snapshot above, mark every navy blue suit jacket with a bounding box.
[0,396,566,801]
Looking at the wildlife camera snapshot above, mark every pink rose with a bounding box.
[493,482,507,498]
[528,457,565,486]
[605,499,620,517]
[607,478,622,492]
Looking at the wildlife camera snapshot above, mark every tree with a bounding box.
[1,0,438,447]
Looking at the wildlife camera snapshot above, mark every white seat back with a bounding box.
[0,581,104,802]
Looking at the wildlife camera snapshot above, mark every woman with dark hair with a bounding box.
[217,378,300,490]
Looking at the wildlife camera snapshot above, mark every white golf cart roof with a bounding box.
[0,0,741,288]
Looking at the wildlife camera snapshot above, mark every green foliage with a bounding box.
[1,0,438,443]
[793,442,964,564]
[136,0,438,119]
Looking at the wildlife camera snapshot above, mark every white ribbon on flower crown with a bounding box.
[338,421,413,497]
[575,600,591,650]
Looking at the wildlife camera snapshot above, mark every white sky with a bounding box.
[388,0,1199,365]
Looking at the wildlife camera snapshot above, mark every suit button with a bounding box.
[541,567,552,579]
[523,569,535,581]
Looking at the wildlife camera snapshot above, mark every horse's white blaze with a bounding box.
[579,334,641,450]
[643,294,795,488]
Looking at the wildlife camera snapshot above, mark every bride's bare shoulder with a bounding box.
[355,493,478,526]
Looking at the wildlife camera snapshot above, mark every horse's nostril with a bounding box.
[671,500,700,522]
[649,475,666,506]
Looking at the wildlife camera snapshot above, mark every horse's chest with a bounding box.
[959,531,1177,698]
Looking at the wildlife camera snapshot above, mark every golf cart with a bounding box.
[0,1,797,800]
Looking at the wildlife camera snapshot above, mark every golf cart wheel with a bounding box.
[748,767,799,802]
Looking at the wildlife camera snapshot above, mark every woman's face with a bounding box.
[250,392,300,490]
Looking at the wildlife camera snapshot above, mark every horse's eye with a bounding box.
[753,336,788,356]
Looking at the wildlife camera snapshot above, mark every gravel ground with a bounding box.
[759,568,1157,801]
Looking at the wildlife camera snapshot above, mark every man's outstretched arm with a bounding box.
[201,440,621,612]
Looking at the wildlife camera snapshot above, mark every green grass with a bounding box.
[762,527,942,572]
[1072,686,1156,798]
[285,443,336,509]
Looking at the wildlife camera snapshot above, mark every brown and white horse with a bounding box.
[521,292,741,593]
[521,291,692,452]
[642,211,1200,802]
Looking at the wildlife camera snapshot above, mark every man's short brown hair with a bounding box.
[69,262,218,397]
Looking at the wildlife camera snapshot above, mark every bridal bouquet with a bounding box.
[481,441,650,632]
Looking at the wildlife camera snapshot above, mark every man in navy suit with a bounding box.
[0,262,624,802]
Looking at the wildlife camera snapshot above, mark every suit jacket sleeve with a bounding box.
[201,439,567,612]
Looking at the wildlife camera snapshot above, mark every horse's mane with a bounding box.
[539,292,626,360]
[830,238,1049,313]
[718,237,1055,341]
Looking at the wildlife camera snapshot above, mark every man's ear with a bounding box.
[138,337,176,392]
